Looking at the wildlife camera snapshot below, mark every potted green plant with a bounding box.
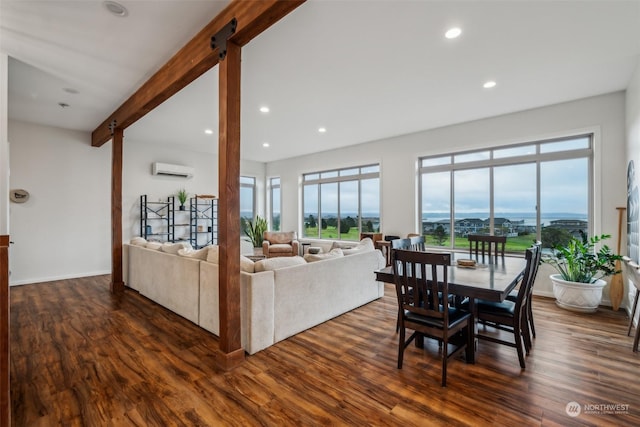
[545,232,622,313]
[242,215,268,250]
[177,188,188,210]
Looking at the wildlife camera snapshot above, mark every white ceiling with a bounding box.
[2,0,640,163]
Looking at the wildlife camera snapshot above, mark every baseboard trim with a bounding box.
[9,270,111,286]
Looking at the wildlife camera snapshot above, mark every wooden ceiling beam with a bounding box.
[91,0,304,147]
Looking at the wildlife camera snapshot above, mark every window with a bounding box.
[269,177,281,231]
[303,164,380,240]
[420,135,592,252]
[240,175,256,226]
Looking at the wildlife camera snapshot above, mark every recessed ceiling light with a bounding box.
[318,127,327,133]
[63,87,79,94]
[262,142,270,148]
[259,106,270,113]
[445,27,462,39]
[103,1,128,17]
[483,81,497,89]
[204,129,213,135]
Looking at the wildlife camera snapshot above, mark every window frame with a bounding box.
[418,134,594,252]
[302,164,380,240]
[269,177,281,231]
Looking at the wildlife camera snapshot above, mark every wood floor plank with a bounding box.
[9,275,640,426]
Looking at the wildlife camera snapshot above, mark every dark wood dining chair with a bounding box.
[390,238,412,258]
[507,241,542,348]
[392,249,473,386]
[474,245,538,369]
[408,235,425,251]
[468,234,506,258]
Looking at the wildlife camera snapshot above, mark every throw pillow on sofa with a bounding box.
[130,237,147,246]
[207,245,220,263]
[205,245,255,273]
[331,241,357,251]
[178,246,210,260]
[254,256,306,272]
[145,241,163,250]
[304,248,344,262]
[160,241,192,254]
[342,237,375,255]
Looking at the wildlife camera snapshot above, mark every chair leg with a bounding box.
[464,321,474,364]
[514,326,526,369]
[528,298,536,339]
[398,326,405,369]
[628,289,640,337]
[441,337,448,387]
[634,323,640,353]
[522,314,532,355]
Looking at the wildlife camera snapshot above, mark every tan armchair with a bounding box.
[262,231,299,258]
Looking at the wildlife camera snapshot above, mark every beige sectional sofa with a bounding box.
[123,238,385,354]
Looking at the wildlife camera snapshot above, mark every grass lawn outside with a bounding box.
[303,226,535,254]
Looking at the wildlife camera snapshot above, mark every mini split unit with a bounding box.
[151,162,194,178]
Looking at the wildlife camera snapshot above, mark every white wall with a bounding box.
[625,58,640,316]
[0,53,8,235]
[267,92,628,300]
[8,120,111,285]
[7,122,265,285]
[122,139,265,242]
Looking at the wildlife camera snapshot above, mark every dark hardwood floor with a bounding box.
[10,275,640,426]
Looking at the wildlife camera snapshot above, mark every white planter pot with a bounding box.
[550,274,606,313]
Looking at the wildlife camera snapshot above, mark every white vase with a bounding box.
[550,274,606,313]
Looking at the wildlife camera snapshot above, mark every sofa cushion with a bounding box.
[207,245,220,263]
[206,246,255,273]
[178,246,210,260]
[331,240,357,251]
[304,248,344,262]
[240,255,256,273]
[269,243,295,254]
[254,256,306,272]
[264,231,297,244]
[160,241,192,254]
[342,238,375,255]
[145,241,163,250]
[130,237,147,246]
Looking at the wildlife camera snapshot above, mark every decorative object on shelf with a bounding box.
[545,233,622,313]
[177,188,188,210]
[140,194,175,242]
[189,196,218,249]
[243,215,268,248]
[9,189,30,203]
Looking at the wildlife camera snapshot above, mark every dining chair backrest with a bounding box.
[408,235,425,252]
[393,249,452,322]
[513,245,538,312]
[468,234,506,258]
[390,239,412,272]
[390,238,412,250]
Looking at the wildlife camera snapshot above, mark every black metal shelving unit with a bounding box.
[189,196,218,249]
[140,194,175,242]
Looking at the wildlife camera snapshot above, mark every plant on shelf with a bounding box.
[242,215,268,248]
[544,232,622,313]
[177,188,188,210]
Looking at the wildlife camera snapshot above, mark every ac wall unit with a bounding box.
[151,162,194,178]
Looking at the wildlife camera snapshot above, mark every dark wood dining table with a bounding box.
[374,251,528,362]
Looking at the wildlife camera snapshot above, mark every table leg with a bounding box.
[466,298,477,363]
